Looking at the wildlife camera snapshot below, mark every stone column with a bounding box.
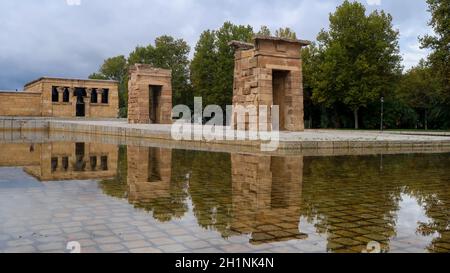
[97,88,104,103]
[59,157,66,172]
[85,88,92,118]
[89,155,96,171]
[68,87,76,96]
[41,144,53,180]
[85,88,92,99]
[56,87,65,103]
[68,87,76,117]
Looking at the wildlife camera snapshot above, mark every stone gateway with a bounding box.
[127,64,173,124]
[230,36,310,132]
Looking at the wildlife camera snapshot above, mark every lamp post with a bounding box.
[380,97,384,132]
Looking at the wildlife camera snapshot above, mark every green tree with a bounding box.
[257,25,272,36]
[257,26,298,39]
[420,0,450,102]
[275,27,297,39]
[190,22,253,110]
[397,61,441,129]
[214,22,254,109]
[91,55,127,82]
[190,30,218,106]
[302,43,322,128]
[89,55,128,117]
[312,1,402,129]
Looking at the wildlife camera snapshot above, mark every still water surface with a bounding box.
[0,141,449,253]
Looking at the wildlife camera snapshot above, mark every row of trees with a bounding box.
[90,22,295,116]
[303,1,402,129]
[303,0,449,129]
[90,0,449,130]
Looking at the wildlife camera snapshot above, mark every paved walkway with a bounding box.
[49,119,450,142]
[2,117,450,152]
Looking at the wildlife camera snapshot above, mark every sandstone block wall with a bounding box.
[0,78,119,118]
[0,92,42,116]
[128,64,172,124]
[0,143,41,166]
[24,78,119,118]
[231,36,309,132]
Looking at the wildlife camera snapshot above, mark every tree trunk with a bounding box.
[354,108,359,129]
[425,109,428,130]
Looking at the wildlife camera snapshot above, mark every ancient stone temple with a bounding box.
[0,142,118,181]
[230,36,310,131]
[0,77,118,118]
[127,64,173,124]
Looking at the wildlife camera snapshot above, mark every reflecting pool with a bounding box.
[0,140,449,253]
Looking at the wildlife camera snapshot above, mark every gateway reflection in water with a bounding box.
[0,141,449,253]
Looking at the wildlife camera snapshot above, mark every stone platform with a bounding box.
[1,117,450,155]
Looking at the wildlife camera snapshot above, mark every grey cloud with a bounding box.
[0,0,433,90]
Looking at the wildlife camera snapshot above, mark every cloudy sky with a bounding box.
[0,0,432,90]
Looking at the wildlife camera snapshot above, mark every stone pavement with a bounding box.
[1,117,450,151]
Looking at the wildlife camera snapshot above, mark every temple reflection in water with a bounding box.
[231,154,305,244]
[0,141,449,253]
[0,142,117,181]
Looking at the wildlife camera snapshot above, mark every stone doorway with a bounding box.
[149,85,162,124]
[272,70,289,131]
[76,98,85,117]
[74,88,86,117]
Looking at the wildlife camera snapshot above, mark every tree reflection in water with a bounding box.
[99,146,450,253]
